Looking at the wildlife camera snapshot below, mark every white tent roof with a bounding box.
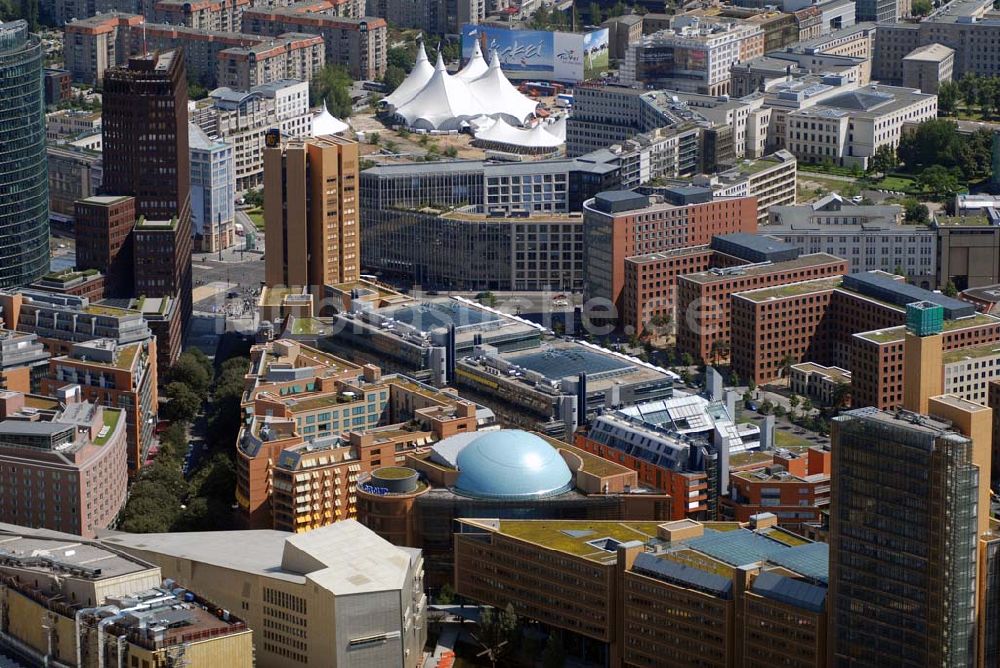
[395,52,485,131]
[543,116,566,142]
[455,39,489,82]
[382,41,435,109]
[467,51,538,126]
[475,117,563,149]
[311,102,350,136]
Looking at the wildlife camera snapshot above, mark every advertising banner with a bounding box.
[461,24,609,82]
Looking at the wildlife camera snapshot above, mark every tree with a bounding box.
[773,404,786,418]
[438,583,455,604]
[476,291,498,308]
[938,81,960,115]
[681,352,694,368]
[779,353,796,379]
[474,605,519,668]
[382,65,406,93]
[943,280,959,297]
[831,381,852,410]
[747,379,756,393]
[542,633,567,668]
[897,119,963,171]
[444,145,459,158]
[917,165,961,195]
[801,397,813,414]
[387,45,414,72]
[589,1,602,21]
[904,199,930,224]
[911,0,932,14]
[710,339,730,365]
[162,382,201,423]
[169,351,211,395]
[759,400,774,415]
[789,394,800,413]
[310,65,353,119]
[867,144,897,176]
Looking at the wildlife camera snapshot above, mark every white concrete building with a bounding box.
[766,194,937,287]
[784,84,937,169]
[189,123,236,253]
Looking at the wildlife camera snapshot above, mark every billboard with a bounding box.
[461,25,608,83]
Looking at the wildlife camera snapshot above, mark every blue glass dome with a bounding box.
[453,430,574,500]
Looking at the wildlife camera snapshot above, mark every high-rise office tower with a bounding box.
[829,301,998,666]
[0,21,50,288]
[263,135,360,292]
[102,50,192,334]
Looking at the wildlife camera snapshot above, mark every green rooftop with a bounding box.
[935,215,994,226]
[943,342,1000,364]
[738,157,782,175]
[737,277,843,302]
[496,520,664,561]
[659,548,735,578]
[857,313,1000,345]
[94,408,122,446]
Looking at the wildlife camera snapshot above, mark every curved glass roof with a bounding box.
[449,430,574,500]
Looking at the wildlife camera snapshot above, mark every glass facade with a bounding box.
[830,412,979,667]
[0,21,50,288]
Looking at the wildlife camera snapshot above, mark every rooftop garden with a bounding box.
[739,277,842,302]
[94,408,122,446]
[497,520,663,560]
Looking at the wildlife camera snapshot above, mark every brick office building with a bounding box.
[582,189,758,321]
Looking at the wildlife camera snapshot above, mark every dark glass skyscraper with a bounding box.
[0,21,50,288]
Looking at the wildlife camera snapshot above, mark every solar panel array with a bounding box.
[751,571,827,613]
[632,552,734,599]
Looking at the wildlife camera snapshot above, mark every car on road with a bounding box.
[227,291,239,299]
[745,400,759,411]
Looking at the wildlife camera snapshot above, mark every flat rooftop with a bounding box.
[0,525,154,580]
[791,362,851,383]
[962,284,1000,304]
[903,43,955,61]
[491,520,665,562]
[681,253,843,285]
[856,313,1000,344]
[735,276,843,302]
[943,342,1000,363]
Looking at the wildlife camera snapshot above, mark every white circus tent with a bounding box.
[382,40,435,109]
[467,50,540,127]
[473,117,565,153]
[395,52,485,131]
[455,39,489,82]
[311,102,350,136]
[385,46,538,131]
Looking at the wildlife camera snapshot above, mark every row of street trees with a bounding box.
[118,350,250,533]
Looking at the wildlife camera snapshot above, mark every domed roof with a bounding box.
[451,430,573,500]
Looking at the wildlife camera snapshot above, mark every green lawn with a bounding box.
[95,409,122,445]
[868,174,919,193]
[774,430,812,449]
[246,208,265,230]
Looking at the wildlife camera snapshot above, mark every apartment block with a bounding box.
[151,0,251,32]
[264,135,360,292]
[676,237,847,364]
[235,339,487,530]
[371,0,484,34]
[455,518,828,668]
[0,526,252,666]
[216,32,325,90]
[74,195,136,298]
[192,79,311,192]
[63,13,142,85]
[0,391,127,537]
[766,195,937,287]
[241,6,387,80]
[721,446,831,529]
[582,189,758,318]
[621,17,765,96]
[42,338,158,475]
[104,520,425,668]
[697,149,796,224]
